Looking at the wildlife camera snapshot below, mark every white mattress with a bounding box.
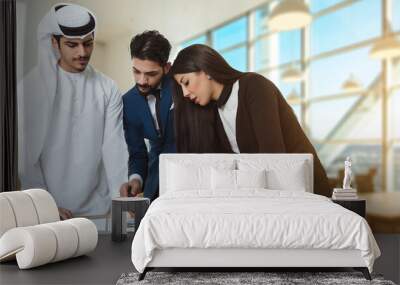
[131,190,380,273]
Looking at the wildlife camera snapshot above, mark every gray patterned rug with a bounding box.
[116,271,396,285]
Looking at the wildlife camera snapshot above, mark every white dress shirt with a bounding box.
[217,80,240,153]
[129,88,162,186]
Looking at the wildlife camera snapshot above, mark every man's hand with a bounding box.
[119,179,142,197]
[58,207,73,220]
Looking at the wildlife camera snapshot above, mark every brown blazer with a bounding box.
[215,72,331,197]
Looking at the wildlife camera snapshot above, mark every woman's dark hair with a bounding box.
[130,30,171,66]
[169,44,243,153]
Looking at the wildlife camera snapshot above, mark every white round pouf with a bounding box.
[24,189,60,224]
[0,219,98,269]
[65,218,98,257]
[0,191,39,227]
[0,190,98,269]
[43,221,79,262]
[0,196,17,237]
[0,225,57,269]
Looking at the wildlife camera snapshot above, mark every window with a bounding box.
[389,90,400,139]
[392,54,400,85]
[254,5,269,37]
[278,30,301,65]
[177,0,397,193]
[221,46,247,71]
[291,105,301,122]
[393,0,400,31]
[311,0,381,55]
[319,143,382,192]
[254,38,269,71]
[309,47,380,97]
[212,17,247,51]
[273,75,301,100]
[181,35,207,48]
[393,145,400,192]
[310,0,345,14]
[309,97,360,140]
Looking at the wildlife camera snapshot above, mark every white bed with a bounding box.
[131,154,380,280]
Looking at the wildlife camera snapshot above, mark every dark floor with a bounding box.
[1,233,398,285]
[0,234,134,285]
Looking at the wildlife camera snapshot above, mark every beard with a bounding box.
[68,56,90,72]
[137,84,153,95]
[137,75,164,96]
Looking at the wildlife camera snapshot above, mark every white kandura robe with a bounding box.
[19,65,128,216]
[17,5,127,216]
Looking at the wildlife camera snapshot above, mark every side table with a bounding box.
[112,197,150,242]
[332,198,366,218]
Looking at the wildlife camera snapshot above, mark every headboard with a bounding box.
[159,153,314,196]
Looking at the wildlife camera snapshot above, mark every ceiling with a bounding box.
[51,0,267,45]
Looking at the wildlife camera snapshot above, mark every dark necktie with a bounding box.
[153,90,162,137]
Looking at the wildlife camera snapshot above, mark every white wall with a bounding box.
[93,35,134,93]
[16,0,61,78]
[90,41,107,72]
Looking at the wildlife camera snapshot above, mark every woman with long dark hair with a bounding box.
[169,44,331,197]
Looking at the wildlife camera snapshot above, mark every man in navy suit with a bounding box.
[119,31,176,202]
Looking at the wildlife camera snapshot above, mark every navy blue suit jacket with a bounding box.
[122,76,176,201]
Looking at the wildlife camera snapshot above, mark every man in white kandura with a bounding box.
[18,4,128,219]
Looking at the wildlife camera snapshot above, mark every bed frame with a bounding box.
[138,154,371,280]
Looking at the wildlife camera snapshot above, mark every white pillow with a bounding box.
[167,160,235,191]
[238,159,308,192]
[211,168,267,190]
[237,169,267,188]
[267,167,307,191]
[211,168,236,190]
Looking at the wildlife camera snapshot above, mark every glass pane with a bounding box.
[389,90,400,139]
[318,143,382,193]
[279,30,301,65]
[309,47,380,97]
[277,79,301,101]
[181,35,207,48]
[310,0,345,13]
[212,17,247,51]
[393,145,400,192]
[265,69,302,100]
[393,0,400,31]
[290,104,301,122]
[311,0,381,55]
[254,38,269,71]
[254,5,269,37]
[310,85,382,141]
[347,91,382,140]
[309,97,360,140]
[392,53,400,85]
[221,46,247,72]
